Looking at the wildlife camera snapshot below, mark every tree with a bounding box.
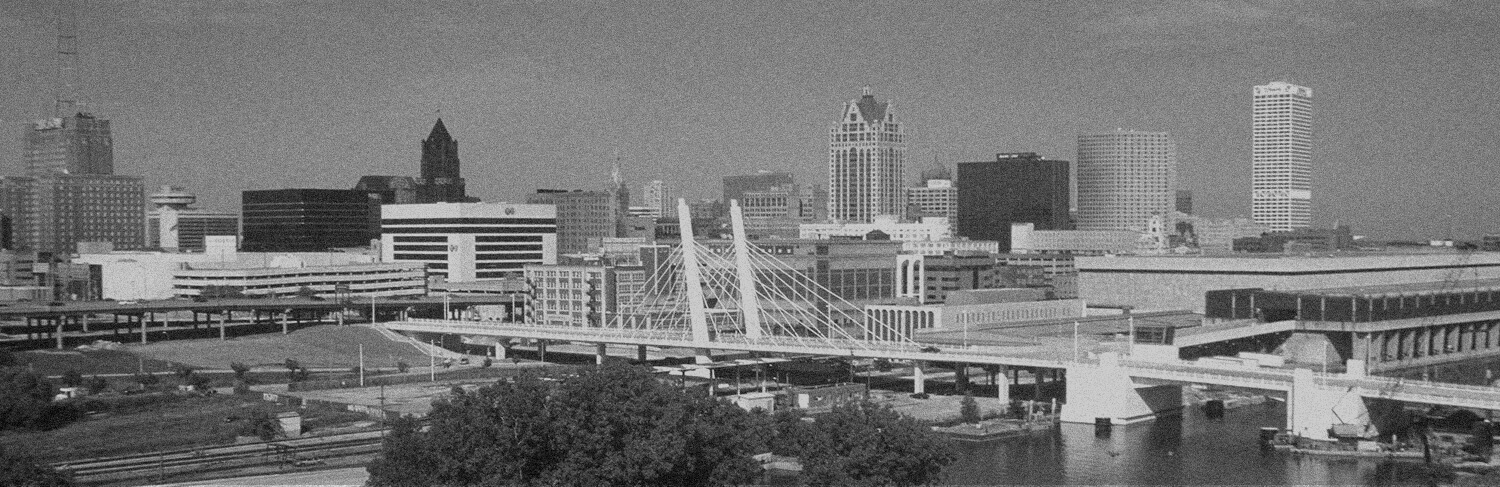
[0,445,75,486]
[132,372,159,389]
[85,376,108,395]
[777,401,956,487]
[367,363,767,486]
[239,410,283,441]
[0,349,17,368]
[229,362,251,383]
[960,394,981,424]
[0,369,54,431]
[395,360,410,373]
[59,370,83,388]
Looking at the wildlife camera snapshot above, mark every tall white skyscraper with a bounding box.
[1075,130,1177,232]
[641,179,671,218]
[828,87,905,223]
[1252,81,1313,231]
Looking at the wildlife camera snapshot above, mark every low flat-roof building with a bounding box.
[381,202,558,282]
[172,262,426,299]
[1078,252,1500,313]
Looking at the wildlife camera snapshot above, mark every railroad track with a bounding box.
[53,429,387,485]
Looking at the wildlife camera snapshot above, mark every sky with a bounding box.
[1,0,1497,240]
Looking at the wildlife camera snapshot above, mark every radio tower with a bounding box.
[53,0,79,117]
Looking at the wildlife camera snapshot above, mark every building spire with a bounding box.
[610,151,623,190]
[53,0,79,118]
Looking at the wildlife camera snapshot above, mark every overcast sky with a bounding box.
[2,0,1497,240]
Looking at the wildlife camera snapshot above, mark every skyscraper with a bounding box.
[642,180,671,218]
[956,152,1070,250]
[417,119,467,203]
[241,189,374,252]
[828,87,905,223]
[1252,81,1313,231]
[2,114,146,254]
[527,189,618,255]
[1075,130,1177,232]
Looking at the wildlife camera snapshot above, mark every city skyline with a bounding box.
[1,1,1497,239]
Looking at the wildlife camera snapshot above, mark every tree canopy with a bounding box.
[367,364,767,487]
[0,445,74,487]
[773,401,957,487]
[0,368,56,431]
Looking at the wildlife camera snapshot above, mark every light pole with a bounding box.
[1127,316,1135,357]
[429,340,436,382]
[370,295,377,324]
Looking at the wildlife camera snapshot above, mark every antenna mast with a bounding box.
[53,0,79,118]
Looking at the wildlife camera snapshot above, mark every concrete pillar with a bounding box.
[80,315,88,333]
[1351,333,1371,364]
[1287,368,1370,441]
[55,319,64,350]
[637,345,648,362]
[1418,328,1430,357]
[996,367,1010,401]
[218,311,227,340]
[912,363,925,395]
[140,316,147,344]
[281,313,289,335]
[1012,369,1021,386]
[595,343,608,365]
[1058,354,1183,425]
[694,348,713,365]
[495,344,506,360]
[537,340,547,362]
[954,364,969,393]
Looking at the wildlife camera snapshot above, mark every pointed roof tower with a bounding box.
[426,118,452,142]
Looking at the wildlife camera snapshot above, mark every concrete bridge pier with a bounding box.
[1288,367,1372,441]
[595,343,608,365]
[996,369,1009,400]
[637,345,648,362]
[912,363,926,395]
[1059,353,1183,426]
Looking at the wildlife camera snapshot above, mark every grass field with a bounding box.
[16,348,179,377]
[0,393,368,463]
[127,325,439,371]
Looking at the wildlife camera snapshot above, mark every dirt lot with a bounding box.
[127,325,436,370]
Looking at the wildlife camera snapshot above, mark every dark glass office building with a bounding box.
[241,189,374,252]
[956,152,1070,251]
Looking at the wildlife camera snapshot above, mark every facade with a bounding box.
[0,249,100,301]
[799,215,950,242]
[901,239,998,256]
[641,180,671,219]
[171,262,425,299]
[696,239,902,306]
[355,176,419,205]
[906,179,957,222]
[417,119,467,203]
[148,186,238,252]
[1252,81,1313,231]
[1010,223,1138,256]
[1076,130,1177,232]
[380,202,557,282]
[996,253,1078,299]
[1233,226,1355,253]
[523,264,649,327]
[956,152,1070,251]
[3,114,147,254]
[722,171,793,205]
[828,87,905,223]
[1181,216,1269,254]
[915,254,998,304]
[741,183,825,238]
[241,189,374,252]
[23,113,112,176]
[1076,252,1500,313]
[74,242,378,300]
[527,189,618,255]
[865,299,1086,341]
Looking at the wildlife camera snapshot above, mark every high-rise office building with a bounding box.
[241,189,375,252]
[2,114,147,254]
[828,87,905,223]
[723,171,793,205]
[956,153,1070,251]
[1075,130,1177,232]
[23,113,112,176]
[527,189,618,255]
[642,180,671,219]
[417,119,467,203]
[381,203,557,281]
[1252,81,1313,231]
[1176,189,1193,216]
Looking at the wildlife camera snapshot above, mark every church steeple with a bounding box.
[418,118,467,203]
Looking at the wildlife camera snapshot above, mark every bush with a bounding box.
[188,374,213,391]
[0,444,75,486]
[396,360,410,373]
[1,369,55,431]
[132,372,160,389]
[481,357,492,368]
[232,380,251,395]
[60,370,83,388]
[86,375,108,395]
[173,364,195,380]
[229,362,250,380]
[239,410,283,441]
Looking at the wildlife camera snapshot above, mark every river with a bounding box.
[941,400,1435,485]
